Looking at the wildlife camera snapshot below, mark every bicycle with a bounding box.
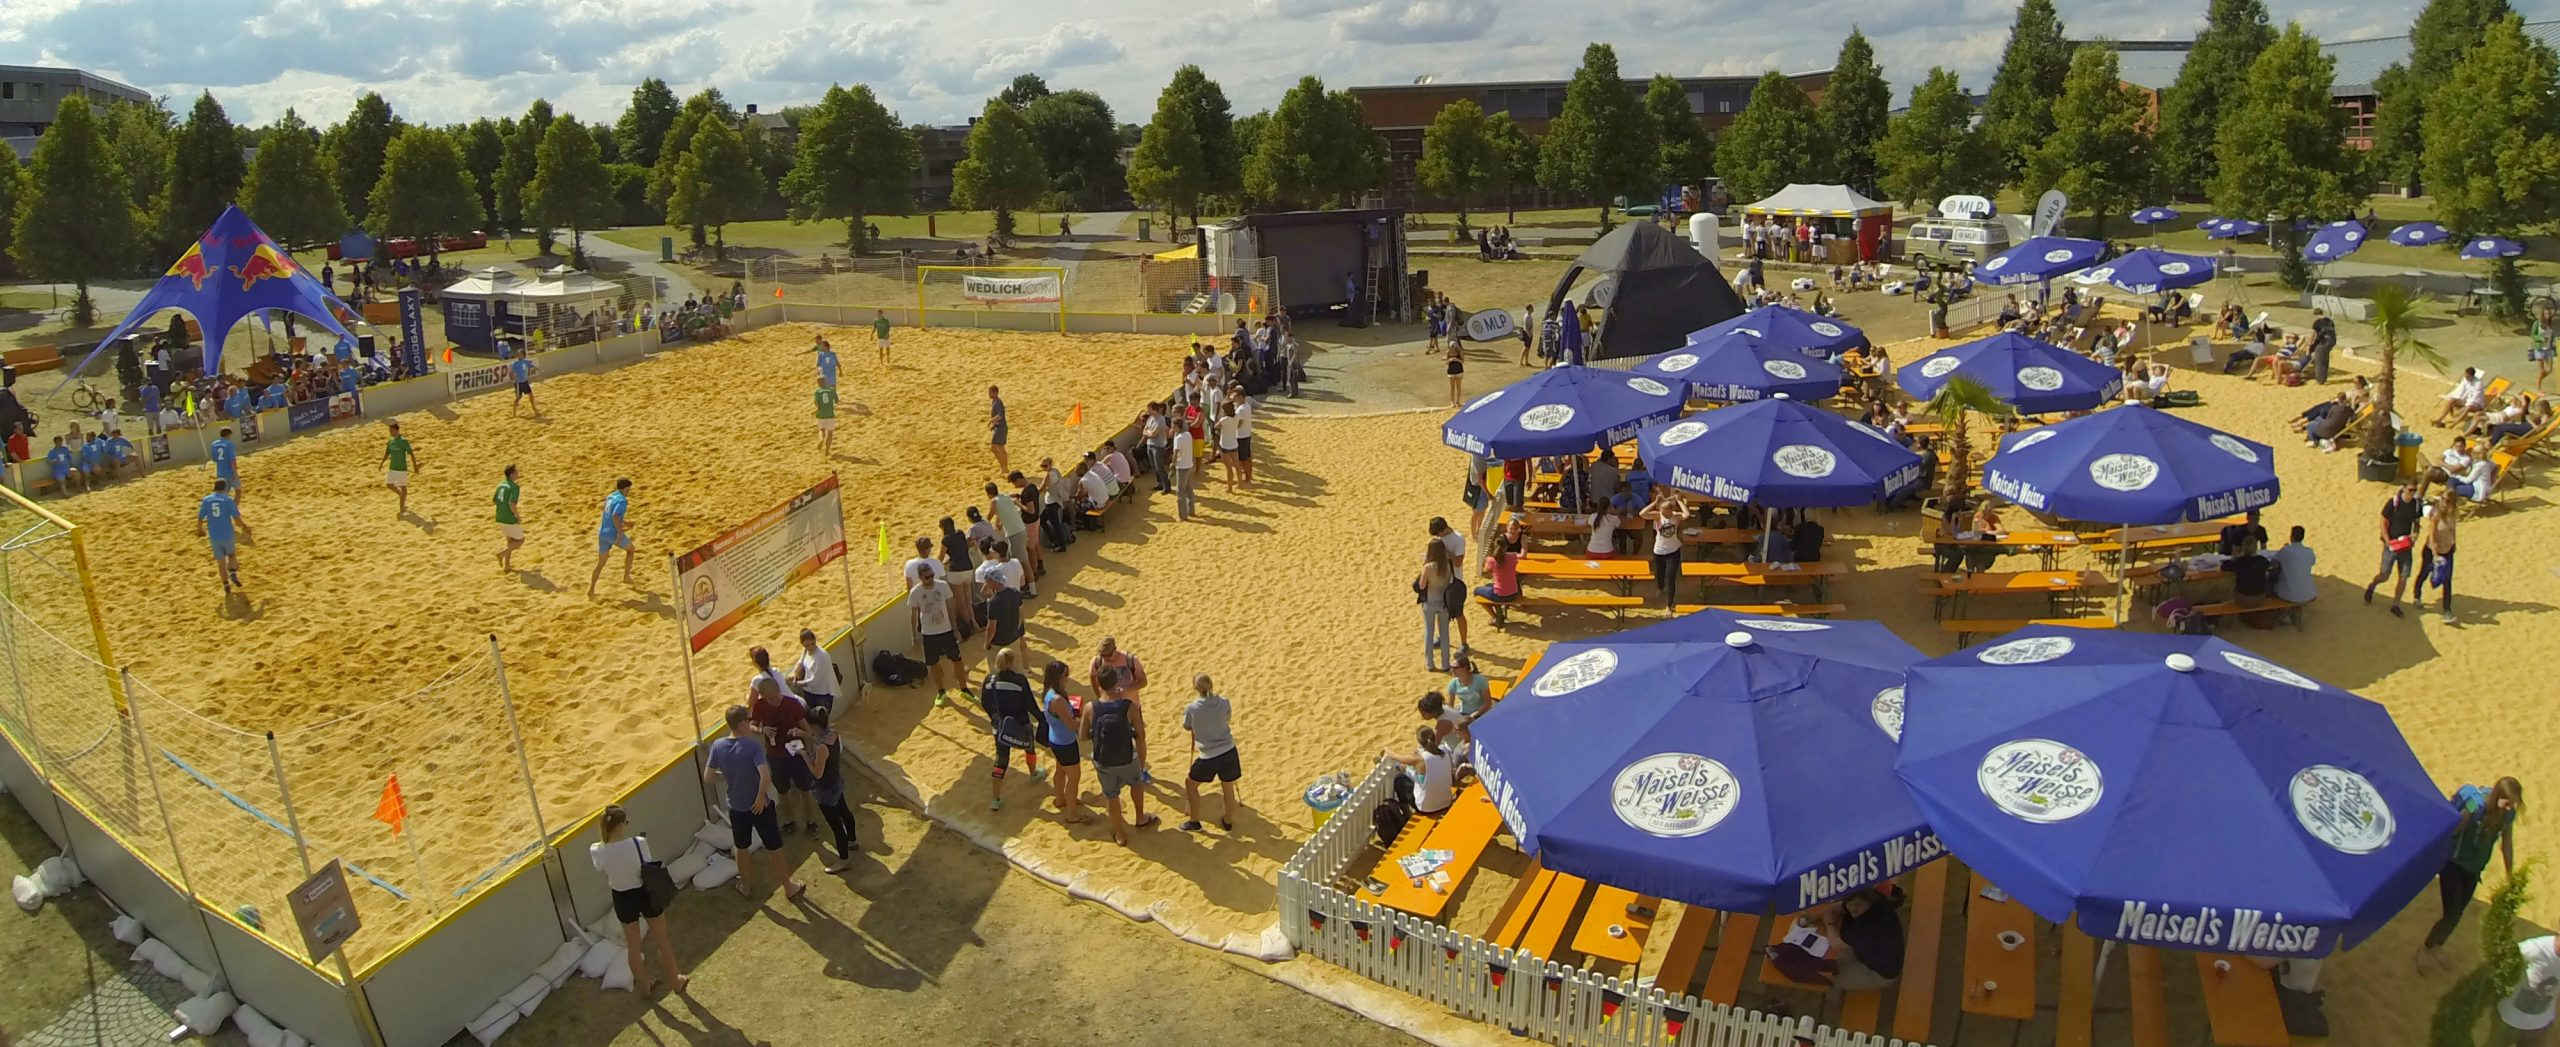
[66,381,107,413]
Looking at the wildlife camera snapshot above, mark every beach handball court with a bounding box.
[0,321,1189,966]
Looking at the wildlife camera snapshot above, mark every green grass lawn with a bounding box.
[594,212,1029,259]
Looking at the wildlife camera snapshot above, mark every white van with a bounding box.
[1906,216,2010,266]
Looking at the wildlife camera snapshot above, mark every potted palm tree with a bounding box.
[1923,375,2014,513]
[2357,284,2450,483]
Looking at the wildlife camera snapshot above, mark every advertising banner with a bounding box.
[329,391,359,421]
[449,361,511,398]
[442,297,488,350]
[398,289,428,375]
[675,475,848,654]
[961,274,1062,304]
[287,398,331,432]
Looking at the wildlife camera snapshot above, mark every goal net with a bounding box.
[916,265,1068,332]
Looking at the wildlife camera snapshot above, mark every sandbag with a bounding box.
[536,940,583,986]
[504,973,551,1017]
[234,1003,286,1047]
[172,991,238,1036]
[599,949,634,992]
[35,855,82,895]
[690,853,736,890]
[465,999,517,1046]
[667,839,714,885]
[133,937,177,970]
[692,822,732,853]
[12,874,40,911]
[178,960,219,998]
[576,936,619,979]
[110,914,143,944]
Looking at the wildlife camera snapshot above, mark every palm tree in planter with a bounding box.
[1923,375,2014,512]
[2357,284,2450,482]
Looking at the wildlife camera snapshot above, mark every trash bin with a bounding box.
[659,236,674,263]
[2396,429,2426,482]
[1303,772,1352,828]
[1138,217,1152,241]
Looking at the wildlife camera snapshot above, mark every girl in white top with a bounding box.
[1586,507,1623,557]
[588,805,686,994]
[1386,726,1458,815]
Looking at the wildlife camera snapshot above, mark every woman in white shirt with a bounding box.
[1639,488,1690,611]
[1386,726,1458,816]
[2434,368,2487,426]
[588,805,687,994]
[1586,506,1623,557]
[1215,403,1243,487]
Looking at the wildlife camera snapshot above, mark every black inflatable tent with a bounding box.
[1548,222,1747,362]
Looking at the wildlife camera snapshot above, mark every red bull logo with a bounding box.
[165,243,210,291]
[229,244,298,292]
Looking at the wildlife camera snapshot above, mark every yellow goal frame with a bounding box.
[0,481,123,711]
[915,265,1068,333]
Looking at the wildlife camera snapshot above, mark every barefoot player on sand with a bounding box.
[816,380,839,457]
[494,465,525,570]
[589,477,635,597]
[382,421,418,515]
[197,478,251,591]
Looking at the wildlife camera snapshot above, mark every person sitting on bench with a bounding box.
[1475,545,1522,624]
[2125,361,2173,404]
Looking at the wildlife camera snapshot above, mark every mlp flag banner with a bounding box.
[962,274,1063,303]
[676,475,849,653]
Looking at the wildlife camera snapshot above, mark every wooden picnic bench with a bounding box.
[1669,602,1846,617]
[1513,555,1847,599]
[2083,520,2239,558]
[1930,528,2084,569]
[1927,569,2111,619]
[2126,562,2229,602]
[1890,861,1951,1043]
[1569,883,1660,966]
[1940,616,2119,645]
[1363,786,1504,919]
[1486,860,1557,949]
[1476,590,1649,620]
[1699,911,1762,1006]
[1648,903,1718,998]
[1,345,61,374]
[2127,945,2173,1047]
[2058,920,2096,1047]
[2187,598,2306,629]
[1960,872,2037,1021]
[1522,872,1589,961]
[2194,953,2291,1046]
[1752,911,1886,1030]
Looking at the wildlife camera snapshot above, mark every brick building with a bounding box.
[1347,71,1833,210]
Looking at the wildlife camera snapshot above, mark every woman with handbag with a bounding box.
[1416,541,1458,671]
[589,805,687,995]
[800,705,861,870]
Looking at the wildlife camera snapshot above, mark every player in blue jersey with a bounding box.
[207,427,243,503]
[197,479,253,591]
[588,477,635,597]
[510,351,540,418]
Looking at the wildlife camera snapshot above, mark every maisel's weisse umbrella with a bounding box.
[1894,629,2458,957]
[1638,397,1923,506]
[1686,304,1867,359]
[2129,206,2182,225]
[1896,331,2125,414]
[2460,236,2527,260]
[1470,612,1943,912]
[1972,236,2107,286]
[2206,218,2265,241]
[2388,221,2452,247]
[1640,332,1844,403]
[1441,365,1685,459]
[2303,221,2369,262]
[1981,405,2279,524]
[2071,247,2217,295]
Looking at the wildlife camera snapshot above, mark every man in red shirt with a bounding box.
[747,676,817,836]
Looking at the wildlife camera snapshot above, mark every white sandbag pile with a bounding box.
[13,854,84,911]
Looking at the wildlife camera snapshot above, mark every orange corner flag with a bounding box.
[373,775,409,836]
[773,287,785,298]
[443,347,454,364]
[1067,403,1085,426]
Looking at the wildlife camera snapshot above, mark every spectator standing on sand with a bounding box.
[381,421,418,516]
[978,560,1026,674]
[2417,777,2522,971]
[939,515,976,577]
[1087,665,1155,846]
[590,805,688,994]
[1417,541,1458,671]
[704,705,806,901]
[1089,636,1147,698]
[988,480,1036,590]
[2414,491,2459,625]
[1180,674,1241,832]
[588,478,636,597]
[2307,309,2336,384]
[1228,387,1257,487]
[979,649,1043,810]
[798,704,859,871]
[988,385,1010,475]
[1171,414,1199,520]
[1040,660,1091,823]
[910,561,967,706]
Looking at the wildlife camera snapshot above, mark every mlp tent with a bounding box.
[71,205,362,384]
[1546,222,1746,363]
[1739,183,1895,262]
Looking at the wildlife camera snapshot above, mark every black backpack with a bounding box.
[1090,699,1136,766]
[871,649,925,687]
[1372,795,1415,848]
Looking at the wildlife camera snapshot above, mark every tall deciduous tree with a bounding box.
[1537,43,1652,225]
[500,98,555,248]
[1485,113,1537,223]
[164,91,245,248]
[331,92,399,222]
[1819,30,1892,195]
[1979,0,2072,180]
[2372,0,2514,192]
[1643,76,1714,190]
[242,109,347,248]
[367,127,482,258]
[2152,0,2277,198]
[1417,100,1496,231]
[589,122,620,165]
[779,83,918,254]
[1716,71,1824,205]
[951,99,1047,240]
[526,114,615,262]
[96,98,173,253]
[664,118,759,259]
[0,150,22,273]
[616,78,681,168]
[10,97,135,325]
[1878,68,1994,205]
[2209,24,2360,287]
[649,89,738,248]
[461,118,507,224]
[1022,89,1121,208]
[2423,15,2560,320]
[1245,77,1382,210]
[1127,68,1233,229]
[998,74,1052,109]
[2023,45,2152,237]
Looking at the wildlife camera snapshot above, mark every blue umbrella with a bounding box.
[1441,365,1684,459]
[2303,221,2369,262]
[1637,397,1923,505]
[1639,332,1844,403]
[2207,218,2265,240]
[1685,304,1867,359]
[1972,236,2107,285]
[1557,300,1585,364]
[2460,236,2526,260]
[2129,206,2181,225]
[1896,331,2125,414]
[2072,247,2218,295]
[1981,405,2278,524]
[1894,629,2458,957]
[2388,221,2451,247]
[1472,611,1940,912]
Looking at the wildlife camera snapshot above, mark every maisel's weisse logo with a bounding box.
[1978,635,2075,664]
[1772,444,1838,479]
[1871,686,1907,741]
[1612,753,1740,838]
[2210,433,2261,463]
[1670,466,1753,502]
[1518,403,1577,432]
[1657,420,1710,447]
[1532,648,1618,697]
[1983,256,2011,272]
[1762,359,1808,381]
[2016,365,2065,392]
[2291,763,2396,855]
[2113,899,2326,955]
[1464,388,1506,412]
[2087,453,2161,493]
[1810,322,1845,339]
[2160,261,2193,277]
[1797,828,1945,909]
[1734,618,1828,632]
[1977,739,2104,823]
[1626,376,1673,397]
[2006,428,2059,452]
[2043,248,2078,264]
[1985,469,2049,510]
[1654,352,1699,375]
[1919,355,1961,379]
[2220,650,2320,690]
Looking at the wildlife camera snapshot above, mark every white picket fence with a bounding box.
[1278,762,1935,1047]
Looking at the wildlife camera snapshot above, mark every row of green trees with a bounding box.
[1120,66,1386,231]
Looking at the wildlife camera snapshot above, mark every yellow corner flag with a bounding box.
[876,522,891,564]
[372,775,408,836]
[1067,403,1085,426]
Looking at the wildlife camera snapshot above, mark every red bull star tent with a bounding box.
[67,204,363,385]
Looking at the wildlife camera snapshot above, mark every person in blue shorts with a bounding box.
[589,477,635,597]
[510,351,539,418]
[197,478,251,591]
[79,432,107,484]
[106,430,135,475]
[813,335,838,389]
[42,436,81,496]
[208,426,242,503]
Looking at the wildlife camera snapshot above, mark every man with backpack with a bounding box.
[978,649,1043,811]
[1086,665,1156,846]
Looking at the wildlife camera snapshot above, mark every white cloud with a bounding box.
[1334,0,1500,44]
[972,22,1127,83]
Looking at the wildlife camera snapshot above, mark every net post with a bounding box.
[124,667,231,984]
[65,526,123,713]
[667,554,714,819]
[831,475,862,703]
[915,266,928,331]
[267,730,316,879]
[485,635,552,846]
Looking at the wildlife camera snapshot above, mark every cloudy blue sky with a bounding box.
[6,0,2554,131]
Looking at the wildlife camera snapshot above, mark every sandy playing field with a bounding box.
[15,322,1188,961]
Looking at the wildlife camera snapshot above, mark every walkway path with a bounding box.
[575,233,711,304]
